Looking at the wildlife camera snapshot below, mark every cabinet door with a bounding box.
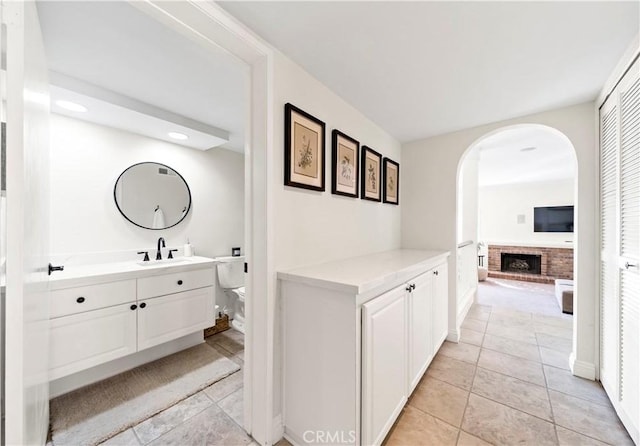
[408,272,433,393]
[432,263,449,352]
[362,285,407,446]
[138,287,214,351]
[49,303,137,380]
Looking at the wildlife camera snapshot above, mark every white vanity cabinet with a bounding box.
[279,249,450,446]
[48,258,215,381]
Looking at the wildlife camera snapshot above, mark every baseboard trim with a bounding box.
[272,414,284,445]
[570,352,596,380]
[283,429,304,446]
[447,287,475,343]
[457,288,475,322]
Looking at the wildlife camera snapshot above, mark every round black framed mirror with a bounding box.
[114,162,191,230]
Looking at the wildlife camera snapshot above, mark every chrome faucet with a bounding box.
[156,237,166,260]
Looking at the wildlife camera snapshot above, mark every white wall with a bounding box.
[479,179,575,247]
[271,50,402,428]
[273,52,402,271]
[401,102,597,379]
[49,114,244,260]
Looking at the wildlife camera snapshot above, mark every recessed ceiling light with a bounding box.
[55,100,88,113]
[168,132,189,141]
[520,146,537,152]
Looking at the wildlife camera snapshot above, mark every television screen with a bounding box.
[534,206,574,233]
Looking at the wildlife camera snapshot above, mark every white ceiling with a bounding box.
[37,1,247,152]
[220,1,639,142]
[475,126,576,187]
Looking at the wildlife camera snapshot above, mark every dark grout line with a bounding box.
[405,400,463,433]
[424,373,474,394]
[475,364,547,389]
[469,390,555,427]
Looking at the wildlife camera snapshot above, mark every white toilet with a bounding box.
[217,257,245,334]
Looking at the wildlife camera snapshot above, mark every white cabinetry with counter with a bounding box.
[48,257,215,385]
[279,249,449,446]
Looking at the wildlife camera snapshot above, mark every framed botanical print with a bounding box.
[383,158,400,205]
[331,130,359,198]
[284,103,325,191]
[360,146,382,202]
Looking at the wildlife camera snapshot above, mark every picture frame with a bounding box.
[284,103,326,191]
[331,129,359,198]
[383,158,400,205]
[360,145,382,202]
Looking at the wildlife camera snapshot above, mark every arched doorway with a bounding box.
[456,124,579,372]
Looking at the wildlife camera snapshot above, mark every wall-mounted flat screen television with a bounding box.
[534,206,574,233]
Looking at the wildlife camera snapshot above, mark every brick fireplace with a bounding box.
[488,245,573,284]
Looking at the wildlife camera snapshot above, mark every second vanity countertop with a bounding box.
[49,256,223,290]
[278,249,450,295]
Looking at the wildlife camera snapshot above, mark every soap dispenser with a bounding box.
[184,238,193,257]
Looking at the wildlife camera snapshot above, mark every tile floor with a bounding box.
[99,329,250,446]
[384,278,633,446]
[101,279,631,446]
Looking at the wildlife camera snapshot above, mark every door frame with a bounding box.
[3,1,52,443]
[2,1,276,444]
[455,124,590,377]
[129,2,276,444]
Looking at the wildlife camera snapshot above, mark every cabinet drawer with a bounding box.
[50,280,136,319]
[137,268,214,299]
[138,287,214,351]
[49,303,137,380]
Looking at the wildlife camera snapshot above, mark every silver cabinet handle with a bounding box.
[625,262,637,269]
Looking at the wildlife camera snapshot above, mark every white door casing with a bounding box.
[3,1,51,443]
[599,91,620,398]
[127,2,275,443]
[0,0,274,442]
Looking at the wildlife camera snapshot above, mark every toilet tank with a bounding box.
[217,257,244,289]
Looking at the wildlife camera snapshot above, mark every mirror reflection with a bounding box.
[114,162,191,230]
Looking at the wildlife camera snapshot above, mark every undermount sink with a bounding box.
[136,258,192,267]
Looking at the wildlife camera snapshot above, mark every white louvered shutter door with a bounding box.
[599,95,619,395]
[618,58,640,439]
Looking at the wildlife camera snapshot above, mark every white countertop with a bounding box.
[278,249,450,295]
[49,256,216,290]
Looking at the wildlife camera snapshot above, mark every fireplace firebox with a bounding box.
[500,253,542,275]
